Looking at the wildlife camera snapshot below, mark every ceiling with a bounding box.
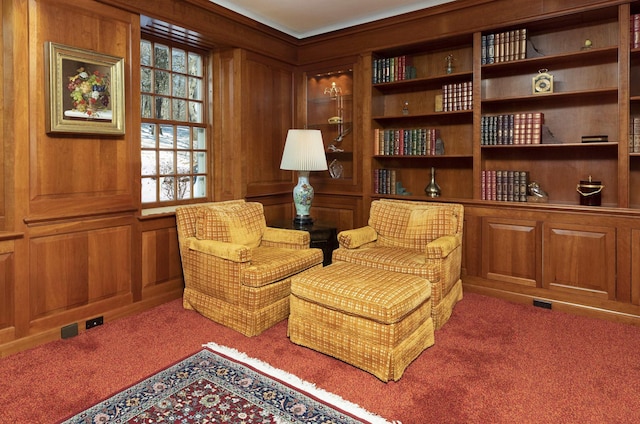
[209,0,455,39]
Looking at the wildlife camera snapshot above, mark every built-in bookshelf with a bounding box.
[370,37,474,201]
[479,12,620,207]
[630,4,640,208]
[365,4,637,208]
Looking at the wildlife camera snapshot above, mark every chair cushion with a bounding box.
[369,200,458,250]
[195,201,266,249]
[333,246,430,278]
[241,247,323,288]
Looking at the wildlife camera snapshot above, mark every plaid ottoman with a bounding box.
[288,262,434,382]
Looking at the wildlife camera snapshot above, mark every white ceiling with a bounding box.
[209,0,455,39]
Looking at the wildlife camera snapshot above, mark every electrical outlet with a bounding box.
[61,323,79,339]
[533,299,552,310]
[86,316,104,330]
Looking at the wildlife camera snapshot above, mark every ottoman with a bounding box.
[288,262,434,382]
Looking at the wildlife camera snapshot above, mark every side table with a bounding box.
[272,220,338,266]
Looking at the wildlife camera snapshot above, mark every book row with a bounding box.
[480,113,544,145]
[442,82,473,112]
[631,116,640,153]
[481,29,527,64]
[632,14,640,49]
[374,128,443,156]
[481,170,530,202]
[373,169,399,195]
[372,55,417,84]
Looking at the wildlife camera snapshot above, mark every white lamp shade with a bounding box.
[280,129,328,171]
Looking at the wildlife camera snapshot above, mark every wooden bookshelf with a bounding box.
[358,1,640,324]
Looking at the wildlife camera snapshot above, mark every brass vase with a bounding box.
[424,167,441,197]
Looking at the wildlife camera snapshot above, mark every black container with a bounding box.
[577,176,603,206]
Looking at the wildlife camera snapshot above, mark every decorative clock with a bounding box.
[532,69,553,94]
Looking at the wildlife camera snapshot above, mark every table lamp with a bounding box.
[280,129,328,226]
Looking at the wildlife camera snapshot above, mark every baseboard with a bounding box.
[0,289,183,358]
[462,282,640,327]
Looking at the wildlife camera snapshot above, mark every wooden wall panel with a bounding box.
[29,225,132,320]
[0,242,14,332]
[633,229,640,306]
[242,52,295,198]
[0,0,4,231]
[482,217,541,287]
[543,222,616,300]
[256,193,295,225]
[141,227,182,293]
[311,194,362,232]
[27,0,138,220]
[213,49,243,201]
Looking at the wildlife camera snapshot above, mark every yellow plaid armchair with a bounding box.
[332,199,464,329]
[176,200,324,336]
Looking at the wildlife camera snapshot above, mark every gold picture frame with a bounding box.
[45,42,125,135]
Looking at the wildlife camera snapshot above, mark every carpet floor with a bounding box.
[2,292,640,423]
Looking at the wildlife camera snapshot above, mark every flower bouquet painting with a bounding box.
[46,42,125,135]
[65,66,112,120]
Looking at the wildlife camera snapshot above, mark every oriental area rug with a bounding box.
[59,342,394,424]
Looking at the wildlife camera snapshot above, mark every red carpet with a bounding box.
[2,292,640,423]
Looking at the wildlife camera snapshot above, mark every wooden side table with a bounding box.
[272,221,338,266]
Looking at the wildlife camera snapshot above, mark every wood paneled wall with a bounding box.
[0,0,306,356]
[2,0,633,356]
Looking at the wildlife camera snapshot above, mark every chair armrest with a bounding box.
[186,237,251,262]
[262,227,310,249]
[425,234,461,259]
[337,226,378,249]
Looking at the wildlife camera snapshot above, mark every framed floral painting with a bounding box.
[45,42,125,135]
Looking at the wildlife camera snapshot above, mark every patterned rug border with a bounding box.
[58,342,396,424]
[203,342,396,424]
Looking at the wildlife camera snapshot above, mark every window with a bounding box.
[140,38,208,205]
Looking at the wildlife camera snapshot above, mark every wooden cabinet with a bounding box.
[481,217,540,288]
[360,2,640,323]
[462,203,640,322]
[543,222,616,300]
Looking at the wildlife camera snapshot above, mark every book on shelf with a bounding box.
[481,112,544,145]
[631,116,640,153]
[482,169,529,202]
[632,14,640,49]
[372,55,416,84]
[373,168,398,195]
[375,128,441,156]
[481,28,526,64]
[442,81,473,112]
[581,135,608,143]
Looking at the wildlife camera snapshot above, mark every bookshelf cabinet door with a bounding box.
[543,222,616,300]
[481,217,541,287]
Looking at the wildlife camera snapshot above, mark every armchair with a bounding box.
[175,200,323,336]
[332,199,464,329]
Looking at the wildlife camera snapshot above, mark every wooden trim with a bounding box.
[96,0,298,63]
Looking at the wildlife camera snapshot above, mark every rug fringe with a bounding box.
[203,342,399,424]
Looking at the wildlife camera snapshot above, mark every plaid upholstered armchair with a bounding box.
[332,199,464,329]
[175,200,323,336]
